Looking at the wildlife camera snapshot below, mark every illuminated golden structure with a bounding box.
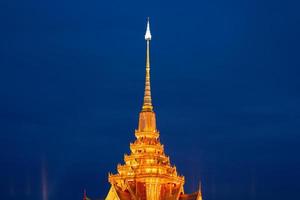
[104,19,202,200]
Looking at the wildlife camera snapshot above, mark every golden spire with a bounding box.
[105,18,202,200]
[142,17,153,112]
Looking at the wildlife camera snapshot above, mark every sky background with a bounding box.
[0,0,300,200]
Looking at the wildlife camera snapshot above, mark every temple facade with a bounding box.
[103,19,202,200]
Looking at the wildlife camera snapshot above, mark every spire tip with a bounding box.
[145,18,152,40]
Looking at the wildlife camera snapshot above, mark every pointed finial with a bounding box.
[145,17,152,40]
[198,181,202,193]
[83,189,87,200]
[142,17,153,111]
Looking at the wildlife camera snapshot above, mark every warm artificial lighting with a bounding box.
[103,18,203,200]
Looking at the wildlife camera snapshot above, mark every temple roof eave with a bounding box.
[109,173,184,184]
[124,153,170,162]
[135,130,159,139]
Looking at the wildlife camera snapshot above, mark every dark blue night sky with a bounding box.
[0,0,299,199]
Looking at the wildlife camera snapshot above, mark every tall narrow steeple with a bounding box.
[105,18,203,200]
[82,189,89,200]
[142,17,153,112]
[138,18,156,133]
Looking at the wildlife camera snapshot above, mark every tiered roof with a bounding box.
[105,19,202,200]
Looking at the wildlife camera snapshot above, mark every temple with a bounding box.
[95,19,202,200]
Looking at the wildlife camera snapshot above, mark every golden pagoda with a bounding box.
[104,19,202,200]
